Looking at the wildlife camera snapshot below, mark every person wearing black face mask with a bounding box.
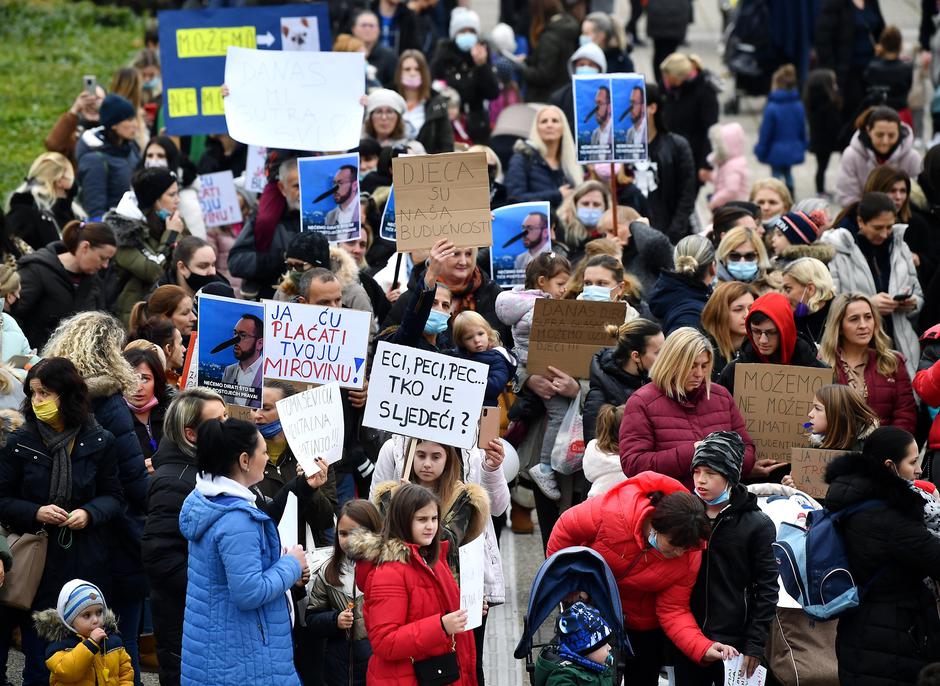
[583,318,663,443]
[153,235,229,299]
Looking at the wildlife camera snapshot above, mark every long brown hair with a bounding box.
[130,285,189,333]
[700,281,758,362]
[325,499,381,586]
[530,0,564,47]
[408,440,463,509]
[813,384,879,450]
[384,484,442,565]
[863,165,911,222]
[394,50,432,102]
[819,293,898,377]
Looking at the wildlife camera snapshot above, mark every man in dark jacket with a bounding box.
[718,291,829,393]
[352,9,398,85]
[430,9,501,143]
[599,206,673,295]
[228,157,300,300]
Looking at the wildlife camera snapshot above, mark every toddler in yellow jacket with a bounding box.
[32,578,134,686]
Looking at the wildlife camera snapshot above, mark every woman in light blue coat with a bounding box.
[178,418,308,686]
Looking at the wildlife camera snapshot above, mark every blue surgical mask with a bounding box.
[726,260,759,281]
[156,209,171,220]
[424,309,450,335]
[143,77,161,91]
[697,487,731,506]
[577,207,603,227]
[578,285,611,302]
[258,420,282,439]
[455,32,478,52]
[579,34,592,46]
[647,529,660,552]
[575,65,600,75]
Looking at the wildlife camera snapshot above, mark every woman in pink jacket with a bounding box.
[704,122,750,211]
[620,327,774,488]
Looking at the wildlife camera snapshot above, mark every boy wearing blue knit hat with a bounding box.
[33,578,134,685]
[536,601,614,685]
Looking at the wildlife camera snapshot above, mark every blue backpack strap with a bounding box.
[828,499,887,523]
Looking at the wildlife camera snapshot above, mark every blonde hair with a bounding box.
[659,52,703,81]
[595,403,625,454]
[819,293,899,377]
[123,339,168,371]
[333,33,365,52]
[673,234,715,279]
[42,311,139,393]
[649,327,713,400]
[557,180,611,246]
[11,152,73,212]
[528,106,584,188]
[716,226,771,270]
[782,257,835,313]
[164,387,225,457]
[467,144,502,182]
[452,311,500,350]
[0,266,20,299]
[749,178,793,212]
[700,281,758,362]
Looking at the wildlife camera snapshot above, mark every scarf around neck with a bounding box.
[37,420,83,508]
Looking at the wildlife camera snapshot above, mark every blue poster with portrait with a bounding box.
[196,293,265,409]
[573,74,614,164]
[379,185,396,241]
[298,153,362,243]
[158,3,331,136]
[611,74,648,162]
[490,201,552,288]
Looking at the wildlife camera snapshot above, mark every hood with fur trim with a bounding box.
[371,479,490,546]
[33,608,119,643]
[346,529,412,565]
[329,245,360,288]
[778,242,835,265]
[84,374,125,400]
[825,451,926,521]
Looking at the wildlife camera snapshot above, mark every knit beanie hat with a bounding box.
[691,431,745,486]
[57,579,106,630]
[773,211,820,247]
[99,94,136,129]
[132,167,178,211]
[366,89,407,117]
[286,231,330,269]
[449,8,481,38]
[557,602,611,657]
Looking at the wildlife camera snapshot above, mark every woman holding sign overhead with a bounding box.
[620,327,761,489]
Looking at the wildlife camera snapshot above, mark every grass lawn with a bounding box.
[0,0,145,198]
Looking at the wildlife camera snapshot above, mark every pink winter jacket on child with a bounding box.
[707,122,750,210]
[495,287,550,365]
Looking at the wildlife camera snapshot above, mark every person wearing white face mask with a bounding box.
[139,136,206,239]
[430,8,500,144]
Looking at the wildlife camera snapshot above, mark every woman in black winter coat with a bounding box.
[660,53,720,177]
[583,318,663,443]
[825,440,940,685]
[0,357,123,686]
[6,151,77,251]
[519,0,580,102]
[814,0,885,129]
[430,11,500,144]
[394,50,454,154]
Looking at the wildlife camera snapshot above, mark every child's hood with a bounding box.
[495,287,547,326]
[33,608,119,643]
[710,122,747,161]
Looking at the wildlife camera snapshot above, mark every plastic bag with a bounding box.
[551,392,584,475]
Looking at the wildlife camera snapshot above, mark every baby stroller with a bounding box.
[514,546,632,684]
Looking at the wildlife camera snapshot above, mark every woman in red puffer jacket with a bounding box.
[619,327,763,489]
[547,471,740,686]
[348,484,477,686]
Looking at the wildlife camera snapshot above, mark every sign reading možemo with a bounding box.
[363,342,488,450]
[263,301,371,390]
[157,3,331,135]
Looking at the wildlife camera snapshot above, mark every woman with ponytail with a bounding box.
[584,318,663,442]
[128,284,197,345]
[11,219,115,351]
[648,235,717,335]
[179,418,308,686]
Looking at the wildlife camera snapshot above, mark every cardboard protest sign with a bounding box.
[490,202,551,288]
[245,145,268,194]
[263,300,370,390]
[197,170,242,227]
[363,342,488,450]
[275,383,344,475]
[158,4,331,135]
[197,294,264,407]
[732,364,833,464]
[224,46,364,151]
[527,300,625,378]
[458,535,485,631]
[790,447,846,499]
[574,74,614,163]
[298,154,361,243]
[611,74,648,162]
[225,404,255,422]
[392,152,491,252]
[379,185,396,241]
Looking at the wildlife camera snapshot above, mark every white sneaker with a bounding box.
[528,465,561,501]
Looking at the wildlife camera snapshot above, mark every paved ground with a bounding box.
[4,0,925,684]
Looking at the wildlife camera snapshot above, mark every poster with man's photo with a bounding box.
[196,293,265,408]
[298,153,361,243]
[490,201,552,288]
[611,74,648,162]
[574,74,614,164]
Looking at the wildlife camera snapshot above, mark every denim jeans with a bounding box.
[538,395,572,469]
[772,166,794,195]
